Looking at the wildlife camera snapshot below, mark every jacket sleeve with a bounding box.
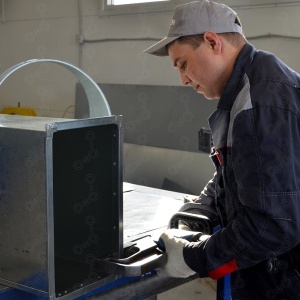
[183,100,300,280]
[178,173,219,228]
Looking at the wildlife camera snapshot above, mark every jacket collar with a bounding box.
[217,43,257,111]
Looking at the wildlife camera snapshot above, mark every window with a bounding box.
[113,0,166,5]
[99,0,186,16]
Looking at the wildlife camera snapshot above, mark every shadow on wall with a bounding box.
[123,143,215,196]
[75,83,217,195]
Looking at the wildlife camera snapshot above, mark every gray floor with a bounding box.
[157,278,216,300]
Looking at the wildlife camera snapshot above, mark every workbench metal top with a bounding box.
[0,183,196,300]
[123,182,188,243]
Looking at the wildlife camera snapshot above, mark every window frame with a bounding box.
[99,0,186,16]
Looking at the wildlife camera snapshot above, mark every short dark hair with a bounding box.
[167,34,204,52]
[166,32,246,52]
[219,32,247,47]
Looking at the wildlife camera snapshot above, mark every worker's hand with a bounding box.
[156,230,196,278]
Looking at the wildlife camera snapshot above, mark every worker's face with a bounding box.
[168,36,225,100]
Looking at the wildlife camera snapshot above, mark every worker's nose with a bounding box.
[180,72,191,86]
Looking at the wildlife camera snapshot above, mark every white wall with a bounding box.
[0,0,300,118]
[0,0,300,193]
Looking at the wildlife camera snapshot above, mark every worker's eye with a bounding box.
[180,62,187,70]
[175,61,186,71]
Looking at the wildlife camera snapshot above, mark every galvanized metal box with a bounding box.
[0,114,123,299]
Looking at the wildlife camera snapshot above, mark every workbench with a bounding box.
[0,183,200,300]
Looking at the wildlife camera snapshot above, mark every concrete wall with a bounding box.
[0,0,300,118]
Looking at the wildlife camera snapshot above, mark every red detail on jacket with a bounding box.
[208,259,238,280]
[216,151,222,165]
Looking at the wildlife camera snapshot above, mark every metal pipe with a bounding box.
[247,33,300,40]
[232,1,300,10]
[78,0,83,69]
[1,0,5,24]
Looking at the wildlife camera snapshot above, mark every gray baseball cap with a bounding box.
[144,0,243,56]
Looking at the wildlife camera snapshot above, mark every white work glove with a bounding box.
[157,230,196,278]
[178,221,192,231]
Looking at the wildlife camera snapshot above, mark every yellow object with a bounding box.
[1,106,38,116]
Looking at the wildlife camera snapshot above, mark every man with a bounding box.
[144,1,300,299]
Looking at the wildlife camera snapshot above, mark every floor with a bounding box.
[157,278,217,300]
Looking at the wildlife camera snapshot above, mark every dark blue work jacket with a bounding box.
[180,43,300,299]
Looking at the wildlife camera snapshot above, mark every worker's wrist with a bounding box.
[183,235,211,278]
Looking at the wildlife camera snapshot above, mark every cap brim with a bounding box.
[144,36,179,56]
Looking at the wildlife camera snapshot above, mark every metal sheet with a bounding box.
[123,186,185,242]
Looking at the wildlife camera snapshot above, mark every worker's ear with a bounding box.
[203,32,222,53]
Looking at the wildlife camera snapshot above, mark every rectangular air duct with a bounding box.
[0,115,123,299]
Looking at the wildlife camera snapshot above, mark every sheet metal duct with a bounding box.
[0,115,123,299]
[0,60,123,299]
